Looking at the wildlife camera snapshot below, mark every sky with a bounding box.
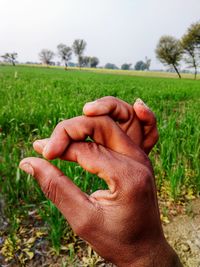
[0,0,200,69]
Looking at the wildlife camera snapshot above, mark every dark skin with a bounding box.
[83,97,159,155]
[19,97,182,267]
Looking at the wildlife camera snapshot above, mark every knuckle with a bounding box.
[101,96,115,102]
[134,166,153,194]
[41,174,63,205]
[87,141,98,151]
[139,167,152,187]
[57,120,64,128]
[41,177,56,201]
[78,142,99,157]
[125,163,153,193]
[55,120,66,132]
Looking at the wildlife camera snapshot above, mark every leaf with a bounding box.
[60,245,68,251]
[35,231,45,238]
[160,214,170,224]
[26,237,36,244]
[0,237,15,261]
[185,188,195,200]
[23,249,34,259]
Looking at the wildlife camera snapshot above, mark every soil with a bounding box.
[163,198,200,267]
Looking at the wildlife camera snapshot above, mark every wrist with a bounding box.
[115,239,182,267]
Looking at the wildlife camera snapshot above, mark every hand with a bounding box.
[19,115,180,266]
[83,96,159,154]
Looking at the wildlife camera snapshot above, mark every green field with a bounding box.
[0,65,200,264]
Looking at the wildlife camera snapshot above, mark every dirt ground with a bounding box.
[1,198,200,267]
[163,198,200,267]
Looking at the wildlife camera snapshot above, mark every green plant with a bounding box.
[0,65,199,262]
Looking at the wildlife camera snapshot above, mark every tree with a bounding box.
[81,56,90,67]
[57,44,72,68]
[188,21,200,46]
[1,52,18,66]
[181,33,199,79]
[134,61,146,70]
[104,63,118,69]
[181,22,200,79]
[121,63,132,70]
[39,49,55,65]
[90,57,99,68]
[75,56,99,68]
[72,39,87,68]
[134,58,151,71]
[155,36,183,78]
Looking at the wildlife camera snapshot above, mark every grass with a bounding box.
[0,65,200,264]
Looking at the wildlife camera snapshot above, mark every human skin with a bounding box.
[19,99,182,266]
[83,97,159,155]
[31,97,159,157]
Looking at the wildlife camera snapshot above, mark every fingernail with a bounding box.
[135,98,149,108]
[20,163,34,176]
[85,100,97,107]
[136,98,144,104]
[33,140,45,150]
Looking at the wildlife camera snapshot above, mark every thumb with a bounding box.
[19,157,95,234]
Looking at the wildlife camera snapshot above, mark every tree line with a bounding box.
[1,20,199,77]
[0,39,99,69]
[39,39,99,68]
[104,57,151,71]
[0,49,151,71]
[0,40,150,71]
[156,21,200,79]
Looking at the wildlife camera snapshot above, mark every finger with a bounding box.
[142,128,159,154]
[33,139,150,191]
[83,96,134,122]
[33,140,118,191]
[61,142,153,196]
[133,99,159,154]
[61,142,121,193]
[19,157,95,232]
[33,139,142,194]
[33,138,49,154]
[133,99,156,126]
[42,115,143,162]
[83,96,143,146]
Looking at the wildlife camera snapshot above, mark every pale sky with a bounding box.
[0,0,199,69]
